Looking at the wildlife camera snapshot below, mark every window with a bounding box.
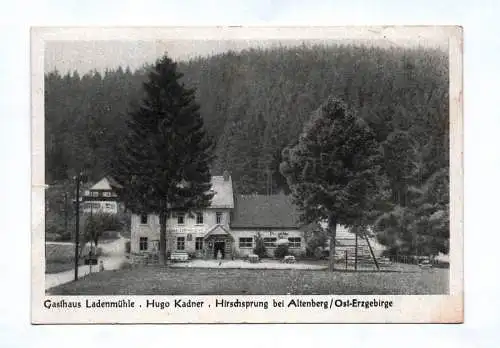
[105,202,114,209]
[84,190,90,196]
[140,214,148,224]
[87,202,100,211]
[216,212,223,224]
[91,191,99,197]
[196,212,203,225]
[239,237,253,248]
[139,237,148,251]
[177,213,185,225]
[103,191,111,197]
[263,237,277,248]
[288,237,301,248]
[195,237,204,250]
[177,237,185,250]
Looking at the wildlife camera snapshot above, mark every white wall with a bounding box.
[130,209,231,253]
[82,200,118,214]
[231,229,305,257]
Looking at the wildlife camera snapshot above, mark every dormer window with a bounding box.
[216,212,223,224]
[196,212,203,225]
[177,213,185,225]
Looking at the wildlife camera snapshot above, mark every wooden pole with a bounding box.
[74,174,81,281]
[328,215,337,272]
[345,250,348,270]
[364,231,380,271]
[63,191,68,237]
[354,232,358,271]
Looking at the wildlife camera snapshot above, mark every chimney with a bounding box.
[223,170,230,182]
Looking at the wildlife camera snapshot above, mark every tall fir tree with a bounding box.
[280,97,385,271]
[111,54,214,264]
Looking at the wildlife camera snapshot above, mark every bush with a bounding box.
[286,249,306,259]
[274,244,289,259]
[253,233,268,258]
[119,260,133,270]
[305,230,328,257]
[58,231,72,241]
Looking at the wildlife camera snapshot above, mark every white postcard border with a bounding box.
[31,26,463,324]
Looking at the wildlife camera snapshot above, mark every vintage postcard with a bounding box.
[31,26,463,324]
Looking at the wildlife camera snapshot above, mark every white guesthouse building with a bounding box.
[130,173,307,259]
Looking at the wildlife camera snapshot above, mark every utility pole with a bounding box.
[74,173,81,281]
[266,169,271,196]
[354,232,358,271]
[89,202,94,274]
[63,191,68,237]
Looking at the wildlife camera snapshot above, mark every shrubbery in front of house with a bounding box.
[305,229,328,258]
[274,244,289,259]
[253,233,268,258]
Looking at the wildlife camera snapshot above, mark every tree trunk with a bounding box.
[328,215,337,272]
[159,210,167,265]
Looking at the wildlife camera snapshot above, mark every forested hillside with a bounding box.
[45,43,449,254]
[46,43,448,193]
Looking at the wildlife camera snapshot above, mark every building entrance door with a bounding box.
[213,241,225,259]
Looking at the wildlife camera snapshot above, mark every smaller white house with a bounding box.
[82,176,122,215]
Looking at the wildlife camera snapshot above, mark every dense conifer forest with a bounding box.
[45,43,449,255]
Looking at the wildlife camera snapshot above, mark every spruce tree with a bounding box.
[280,97,384,271]
[111,54,214,264]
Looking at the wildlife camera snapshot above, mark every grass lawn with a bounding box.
[49,266,449,295]
[45,244,76,274]
[45,243,92,274]
[45,260,83,274]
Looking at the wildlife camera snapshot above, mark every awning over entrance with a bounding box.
[203,224,234,241]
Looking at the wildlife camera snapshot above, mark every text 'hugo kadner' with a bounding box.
[145,299,205,309]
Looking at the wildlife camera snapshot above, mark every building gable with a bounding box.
[90,177,113,191]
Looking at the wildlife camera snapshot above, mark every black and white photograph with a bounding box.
[31,27,462,323]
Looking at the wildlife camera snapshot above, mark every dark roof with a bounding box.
[230,194,302,229]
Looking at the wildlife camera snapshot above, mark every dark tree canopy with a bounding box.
[280,97,384,226]
[110,54,214,263]
[280,97,386,270]
[84,212,122,247]
[111,55,214,214]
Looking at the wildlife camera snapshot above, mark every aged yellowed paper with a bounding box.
[31,26,463,324]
